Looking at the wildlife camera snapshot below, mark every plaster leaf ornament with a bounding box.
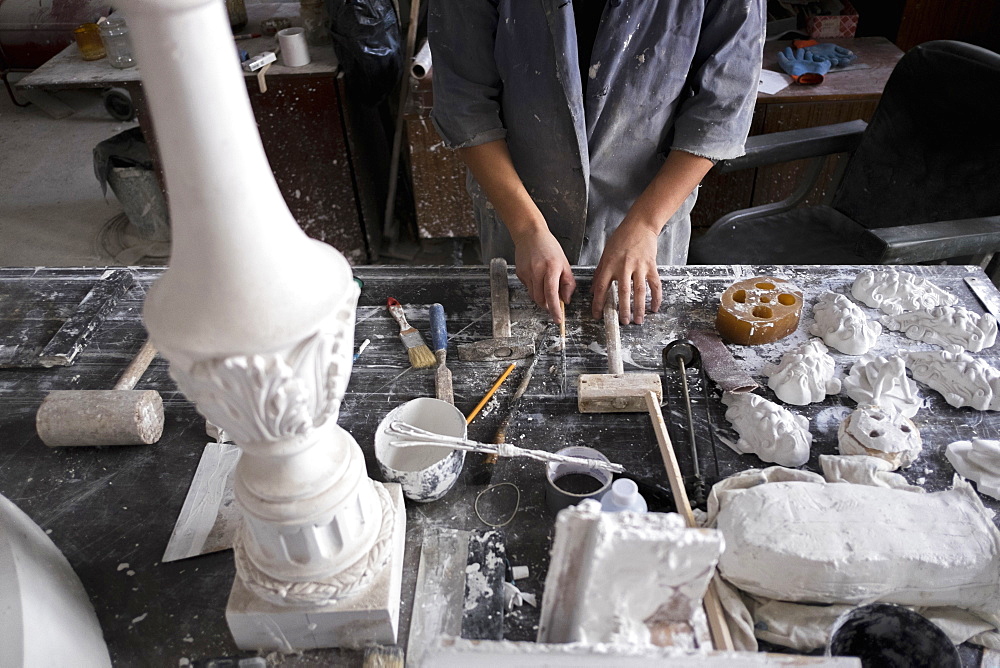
[721,392,812,467]
[881,305,998,353]
[809,291,882,355]
[843,354,922,418]
[851,268,958,316]
[764,339,841,405]
[905,349,1000,411]
[819,454,925,492]
[837,403,922,470]
[711,476,1000,622]
[946,439,1000,501]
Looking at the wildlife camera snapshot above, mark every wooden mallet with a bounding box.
[36,339,164,447]
[578,283,662,412]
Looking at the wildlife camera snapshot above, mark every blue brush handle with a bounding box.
[429,303,448,353]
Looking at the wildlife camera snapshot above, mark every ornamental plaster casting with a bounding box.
[837,403,922,470]
[764,339,841,406]
[906,349,1000,411]
[809,291,881,355]
[946,439,1000,501]
[123,0,403,647]
[851,268,958,316]
[843,354,922,418]
[721,392,811,467]
[881,305,998,352]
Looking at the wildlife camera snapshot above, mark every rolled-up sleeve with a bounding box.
[671,0,766,161]
[428,0,508,149]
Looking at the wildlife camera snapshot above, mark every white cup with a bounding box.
[277,27,310,67]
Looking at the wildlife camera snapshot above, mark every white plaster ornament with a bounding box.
[842,354,922,418]
[946,438,1000,501]
[764,339,841,406]
[837,403,922,470]
[881,305,998,352]
[809,291,881,355]
[851,268,958,316]
[906,349,1000,411]
[124,0,404,650]
[721,392,811,467]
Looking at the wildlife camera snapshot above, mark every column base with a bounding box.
[225,482,405,651]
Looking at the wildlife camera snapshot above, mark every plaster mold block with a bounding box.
[764,339,841,405]
[881,305,998,352]
[714,478,1000,617]
[837,404,921,470]
[842,354,921,418]
[537,500,723,647]
[809,292,881,355]
[851,268,958,316]
[905,349,1000,410]
[0,494,112,668]
[946,439,1000,500]
[721,392,812,467]
[819,454,925,492]
[124,0,403,650]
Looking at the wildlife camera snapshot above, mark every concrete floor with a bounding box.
[0,79,140,267]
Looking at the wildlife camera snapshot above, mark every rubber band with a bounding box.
[474,482,521,528]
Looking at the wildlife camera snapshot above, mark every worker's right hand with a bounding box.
[511,226,576,323]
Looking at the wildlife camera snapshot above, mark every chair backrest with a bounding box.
[833,41,1000,230]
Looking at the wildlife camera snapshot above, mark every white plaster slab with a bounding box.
[837,403,922,470]
[714,477,1000,616]
[721,392,811,467]
[881,305,998,352]
[0,494,112,668]
[764,339,841,406]
[809,292,881,355]
[946,439,1000,500]
[906,349,1000,410]
[842,354,921,418]
[225,483,405,651]
[537,500,723,647]
[851,268,958,316]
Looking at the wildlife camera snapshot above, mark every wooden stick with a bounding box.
[466,363,516,424]
[644,390,734,651]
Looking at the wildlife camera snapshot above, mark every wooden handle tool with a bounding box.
[429,303,454,404]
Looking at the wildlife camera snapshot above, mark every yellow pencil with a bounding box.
[466,363,516,424]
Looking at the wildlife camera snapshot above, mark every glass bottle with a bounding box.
[73,23,106,61]
[99,16,136,69]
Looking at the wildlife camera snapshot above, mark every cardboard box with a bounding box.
[806,1,858,39]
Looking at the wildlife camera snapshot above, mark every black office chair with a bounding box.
[689,40,1000,280]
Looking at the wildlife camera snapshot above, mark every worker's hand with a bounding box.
[512,227,576,323]
[803,43,856,67]
[591,219,662,325]
[776,47,832,85]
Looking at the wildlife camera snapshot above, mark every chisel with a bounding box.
[429,303,454,404]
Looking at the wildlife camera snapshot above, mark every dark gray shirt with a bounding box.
[429,0,765,265]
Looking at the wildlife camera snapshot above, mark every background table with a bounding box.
[0,264,995,665]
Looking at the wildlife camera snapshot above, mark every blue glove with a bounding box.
[803,43,857,67]
[776,47,831,84]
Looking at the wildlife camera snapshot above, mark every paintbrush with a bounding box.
[387,297,436,369]
[429,303,453,404]
[471,355,538,485]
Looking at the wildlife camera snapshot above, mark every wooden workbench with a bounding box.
[0,264,995,666]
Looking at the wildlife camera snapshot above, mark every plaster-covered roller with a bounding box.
[36,339,164,447]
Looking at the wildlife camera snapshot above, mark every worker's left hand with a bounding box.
[591,219,662,325]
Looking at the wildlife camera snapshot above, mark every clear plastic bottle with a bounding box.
[99,16,135,69]
[600,478,648,513]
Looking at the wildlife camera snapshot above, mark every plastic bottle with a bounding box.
[99,16,135,69]
[600,478,648,513]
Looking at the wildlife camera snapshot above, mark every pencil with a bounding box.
[467,363,516,424]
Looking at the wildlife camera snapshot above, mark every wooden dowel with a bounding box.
[645,390,734,651]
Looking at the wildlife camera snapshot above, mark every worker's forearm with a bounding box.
[457,140,547,243]
[626,150,714,233]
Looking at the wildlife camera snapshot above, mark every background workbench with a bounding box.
[0,264,997,666]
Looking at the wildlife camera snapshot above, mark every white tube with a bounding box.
[410,38,431,79]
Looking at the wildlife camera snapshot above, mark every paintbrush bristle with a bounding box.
[407,343,437,369]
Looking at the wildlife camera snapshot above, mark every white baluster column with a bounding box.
[122,0,405,650]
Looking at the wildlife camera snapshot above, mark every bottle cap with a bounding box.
[611,478,638,505]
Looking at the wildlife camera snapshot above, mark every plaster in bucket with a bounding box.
[375,397,466,503]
